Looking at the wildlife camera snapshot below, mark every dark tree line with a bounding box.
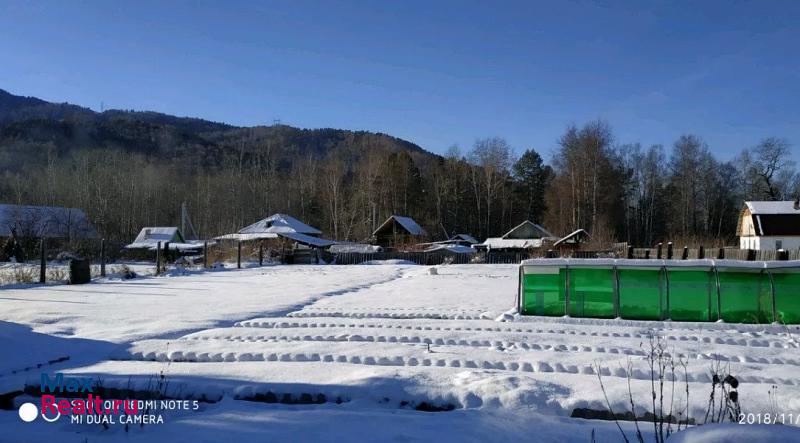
[0,112,796,249]
[544,121,798,247]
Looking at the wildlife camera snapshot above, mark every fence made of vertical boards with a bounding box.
[334,251,474,265]
[333,250,610,266]
[631,247,799,261]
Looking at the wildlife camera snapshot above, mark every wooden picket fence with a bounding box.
[334,246,799,266]
[332,250,612,265]
[630,246,799,261]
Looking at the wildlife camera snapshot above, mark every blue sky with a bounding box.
[1,0,798,162]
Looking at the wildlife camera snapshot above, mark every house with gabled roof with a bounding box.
[216,213,336,250]
[737,200,800,251]
[474,220,557,251]
[450,234,478,245]
[372,215,428,248]
[238,213,322,238]
[125,227,206,252]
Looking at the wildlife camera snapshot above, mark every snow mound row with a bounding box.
[119,348,799,386]
[234,319,797,350]
[183,333,800,367]
[288,310,487,320]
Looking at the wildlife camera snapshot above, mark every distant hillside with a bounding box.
[0,88,433,171]
[0,89,94,123]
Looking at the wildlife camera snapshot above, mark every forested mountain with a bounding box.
[0,88,428,171]
[0,88,479,245]
[0,88,796,249]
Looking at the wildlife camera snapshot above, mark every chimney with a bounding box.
[795,197,800,211]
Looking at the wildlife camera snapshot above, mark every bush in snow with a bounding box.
[593,334,746,443]
[46,266,67,282]
[11,265,35,284]
[114,264,138,280]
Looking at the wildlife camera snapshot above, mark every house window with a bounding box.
[776,240,782,250]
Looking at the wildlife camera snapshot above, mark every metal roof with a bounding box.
[372,215,427,237]
[238,213,322,235]
[745,201,800,215]
[0,204,98,239]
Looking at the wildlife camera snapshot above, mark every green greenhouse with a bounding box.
[517,258,800,324]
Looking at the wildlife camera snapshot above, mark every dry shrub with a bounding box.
[46,267,67,282]
[0,265,37,285]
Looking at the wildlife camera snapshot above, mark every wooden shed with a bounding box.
[372,215,428,248]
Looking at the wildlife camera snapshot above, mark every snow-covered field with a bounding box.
[1,263,799,442]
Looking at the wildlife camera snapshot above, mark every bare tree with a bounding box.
[739,137,795,200]
[469,137,513,237]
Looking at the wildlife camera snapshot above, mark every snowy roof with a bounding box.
[125,227,195,249]
[479,238,545,250]
[614,259,666,268]
[553,229,590,247]
[741,201,800,236]
[329,243,383,254]
[239,213,322,235]
[451,234,478,244]
[744,201,800,215]
[714,260,766,270]
[124,241,205,251]
[373,215,428,237]
[131,227,185,244]
[0,204,98,239]
[424,244,475,254]
[277,232,336,248]
[475,221,556,249]
[501,221,556,240]
[214,233,279,241]
[765,260,800,270]
[520,258,569,266]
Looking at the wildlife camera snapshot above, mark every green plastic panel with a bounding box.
[618,268,665,320]
[717,270,772,324]
[666,269,717,321]
[521,267,566,316]
[568,267,615,318]
[519,261,800,324]
[771,270,800,325]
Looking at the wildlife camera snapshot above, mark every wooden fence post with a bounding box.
[39,236,46,283]
[156,241,162,275]
[717,247,725,260]
[237,241,242,269]
[681,246,688,260]
[100,238,106,277]
[644,249,650,259]
[698,245,704,260]
[667,242,673,260]
[203,241,208,268]
[627,246,633,259]
[656,243,663,259]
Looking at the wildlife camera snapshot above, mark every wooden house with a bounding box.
[474,221,557,252]
[372,215,428,248]
[737,200,800,251]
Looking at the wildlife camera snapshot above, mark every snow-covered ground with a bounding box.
[1,263,799,442]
